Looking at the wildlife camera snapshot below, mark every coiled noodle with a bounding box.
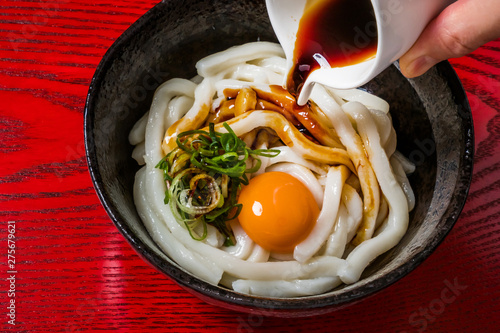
[129,42,414,297]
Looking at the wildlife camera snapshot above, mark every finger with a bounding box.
[400,0,500,78]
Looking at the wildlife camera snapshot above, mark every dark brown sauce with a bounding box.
[287,0,378,95]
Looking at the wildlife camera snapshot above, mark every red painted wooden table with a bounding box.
[1,1,499,332]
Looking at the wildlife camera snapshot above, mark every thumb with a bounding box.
[400,0,500,78]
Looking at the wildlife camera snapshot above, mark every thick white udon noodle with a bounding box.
[129,42,414,297]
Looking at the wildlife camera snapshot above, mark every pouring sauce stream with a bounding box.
[287,0,378,96]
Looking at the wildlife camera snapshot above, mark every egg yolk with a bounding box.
[237,171,319,253]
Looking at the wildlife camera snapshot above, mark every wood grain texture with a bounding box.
[0,0,499,332]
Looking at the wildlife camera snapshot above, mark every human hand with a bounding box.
[400,0,500,78]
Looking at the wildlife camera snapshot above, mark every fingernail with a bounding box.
[403,56,439,78]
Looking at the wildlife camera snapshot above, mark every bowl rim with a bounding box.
[84,0,474,315]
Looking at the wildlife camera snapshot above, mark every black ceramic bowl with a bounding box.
[84,0,473,317]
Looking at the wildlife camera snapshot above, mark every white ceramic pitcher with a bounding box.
[266,0,455,105]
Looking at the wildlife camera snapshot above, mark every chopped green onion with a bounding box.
[156,122,279,245]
